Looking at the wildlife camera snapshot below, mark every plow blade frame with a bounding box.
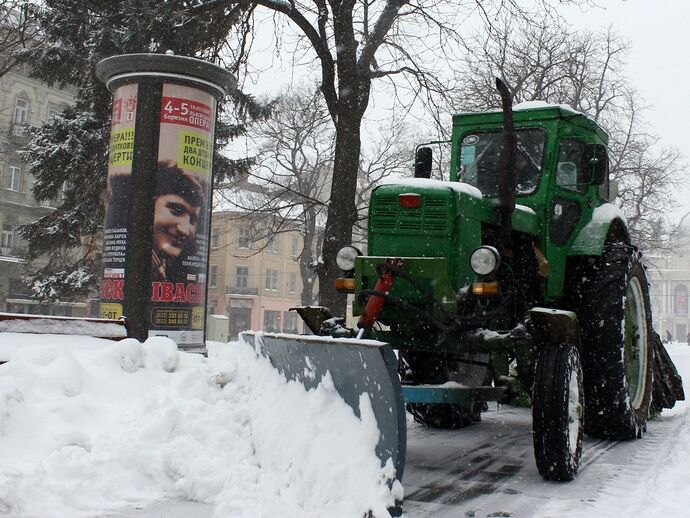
[240,331,407,484]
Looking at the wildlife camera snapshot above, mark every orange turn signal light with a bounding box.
[472,282,500,296]
[334,277,356,292]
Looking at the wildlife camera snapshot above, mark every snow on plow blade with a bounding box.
[240,331,407,483]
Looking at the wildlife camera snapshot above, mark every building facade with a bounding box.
[647,233,690,343]
[206,211,307,339]
[0,63,79,314]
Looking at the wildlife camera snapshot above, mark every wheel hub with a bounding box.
[624,276,648,409]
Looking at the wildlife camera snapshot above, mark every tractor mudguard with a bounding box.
[568,206,628,256]
[528,307,580,347]
[239,331,407,485]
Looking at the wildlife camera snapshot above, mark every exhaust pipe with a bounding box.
[495,77,517,250]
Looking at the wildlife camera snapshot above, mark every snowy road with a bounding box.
[403,404,687,517]
[117,345,690,518]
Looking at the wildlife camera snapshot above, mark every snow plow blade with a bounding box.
[239,331,407,484]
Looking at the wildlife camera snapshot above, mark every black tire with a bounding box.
[399,351,487,429]
[532,342,584,481]
[578,243,654,440]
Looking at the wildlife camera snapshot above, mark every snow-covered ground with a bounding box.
[0,333,689,517]
[0,334,397,517]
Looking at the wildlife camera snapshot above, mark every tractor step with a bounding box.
[402,385,510,405]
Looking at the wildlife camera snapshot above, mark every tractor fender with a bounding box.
[528,307,580,348]
[568,203,629,256]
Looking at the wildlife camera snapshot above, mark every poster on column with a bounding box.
[100,83,138,320]
[147,83,216,345]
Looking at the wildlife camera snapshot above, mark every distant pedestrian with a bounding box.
[665,330,673,343]
[686,331,690,345]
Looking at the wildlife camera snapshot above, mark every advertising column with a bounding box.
[96,53,235,348]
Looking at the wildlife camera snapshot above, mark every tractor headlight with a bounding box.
[336,246,361,272]
[470,246,501,276]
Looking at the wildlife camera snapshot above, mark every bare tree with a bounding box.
[448,16,685,251]
[192,0,571,313]
[0,1,40,78]
[219,85,415,303]
[228,85,333,305]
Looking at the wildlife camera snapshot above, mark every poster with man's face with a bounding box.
[147,83,216,345]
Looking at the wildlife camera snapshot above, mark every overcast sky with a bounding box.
[561,0,690,224]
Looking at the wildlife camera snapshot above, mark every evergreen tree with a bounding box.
[17,0,269,301]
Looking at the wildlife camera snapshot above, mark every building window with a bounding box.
[264,269,278,291]
[209,265,218,287]
[674,284,688,316]
[1,224,14,250]
[211,229,220,248]
[291,236,299,257]
[289,272,297,293]
[283,311,298,334]
[236,266,248,288]
[62,181,71,202]
[47,106,60,121]
[14,98,29,124]
[263,310,281,332]
[4,161,21,191]
[267,234,280,253]
[238,228,250,248]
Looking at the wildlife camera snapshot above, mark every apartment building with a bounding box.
[206,211,308,339]
[0,62,78,314]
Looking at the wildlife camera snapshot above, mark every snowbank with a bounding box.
[0,333,399,517]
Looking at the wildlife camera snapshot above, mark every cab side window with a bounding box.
[556,139,589,193]
[593,144,610,200]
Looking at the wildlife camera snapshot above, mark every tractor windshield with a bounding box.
[458,128,546,196]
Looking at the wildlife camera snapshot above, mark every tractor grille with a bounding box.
[370,193,451,234]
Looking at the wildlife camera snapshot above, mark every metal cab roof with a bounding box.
[452,103,609,143]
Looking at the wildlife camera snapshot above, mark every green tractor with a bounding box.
[241,80,683,508]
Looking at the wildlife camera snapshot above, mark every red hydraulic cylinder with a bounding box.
[357,258,403,331]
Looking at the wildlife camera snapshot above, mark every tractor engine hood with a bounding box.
[373,178,540,236]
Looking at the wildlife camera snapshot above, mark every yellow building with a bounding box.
[206,211,309,339]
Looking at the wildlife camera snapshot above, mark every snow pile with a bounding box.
[0,317,127,337]
[0,333,399,518]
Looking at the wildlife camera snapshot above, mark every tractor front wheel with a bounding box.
[532,341,584,481]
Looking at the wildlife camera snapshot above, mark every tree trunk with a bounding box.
[317,114,362,315]
[299,206,318,305]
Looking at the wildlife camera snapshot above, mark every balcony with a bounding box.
[8,278,33,299]
[225,286,258,296]
[7,122,35,143]
[0,246,28,259]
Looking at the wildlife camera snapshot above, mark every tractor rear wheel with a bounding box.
[578,243,654,440]
[532,341,584,481]
[399,351,488,429]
